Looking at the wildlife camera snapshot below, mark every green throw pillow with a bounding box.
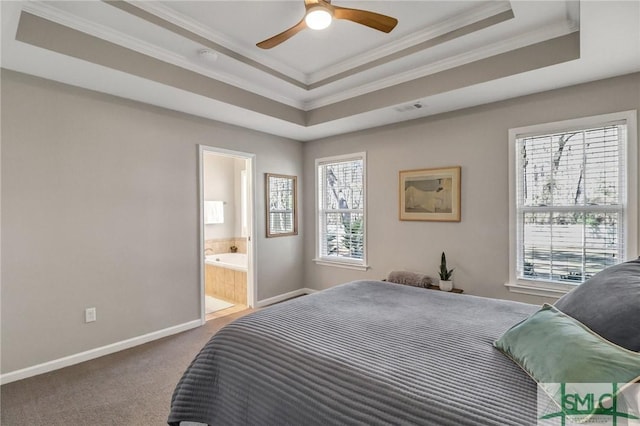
[494,304,640,421]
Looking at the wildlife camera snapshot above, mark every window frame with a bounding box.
[314,152,368,271]
[507,111,638,298]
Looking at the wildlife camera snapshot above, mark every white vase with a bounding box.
[439,280,453,292]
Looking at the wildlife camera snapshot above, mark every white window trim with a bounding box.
[506,110,638,298]
[314,152,369,271]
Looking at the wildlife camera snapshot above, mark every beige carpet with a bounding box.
[0,309,252,426]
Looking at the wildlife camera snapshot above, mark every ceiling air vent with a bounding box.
[394,101,423,113]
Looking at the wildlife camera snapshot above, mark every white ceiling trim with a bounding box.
[22,1,305,109]
[130,0,307,83]
[128,0,513,87]
[12,1,582,113]
[4,0,637,143]
[304,19,579,110]
[19,0,573,114]
[306,0,512,84]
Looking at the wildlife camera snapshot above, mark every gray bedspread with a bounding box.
[169,280,540,425]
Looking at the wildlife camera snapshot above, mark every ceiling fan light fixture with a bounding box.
[305,6,332,30]
[256,0,397,49]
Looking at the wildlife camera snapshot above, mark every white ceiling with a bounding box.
[1,1,639,141]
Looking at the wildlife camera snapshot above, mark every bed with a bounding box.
[168,259,640,426]
[168,280,540,425]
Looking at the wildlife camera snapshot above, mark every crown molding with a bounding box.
[133,1,515,88]
[130,1,307,84]
[22,1,304,109]
[17,1,581,113]
[307,1,513,84]
[304,19,579,110]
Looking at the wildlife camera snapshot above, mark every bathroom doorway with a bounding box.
[199,146,255,322]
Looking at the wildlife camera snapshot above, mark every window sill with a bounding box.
[313,258,369,271]
[504,280,575,299]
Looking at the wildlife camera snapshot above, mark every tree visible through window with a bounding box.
[266,173,297,237]
[316,154,366,266]
[516,122,627,284]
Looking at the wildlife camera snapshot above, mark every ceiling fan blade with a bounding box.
[256,18,307,49]
[332,6,398,33]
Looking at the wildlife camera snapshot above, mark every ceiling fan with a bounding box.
[256,0,398,49]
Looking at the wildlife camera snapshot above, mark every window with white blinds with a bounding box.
[266,174,297,237]
[512,112,636,290]
[315,153,367,268]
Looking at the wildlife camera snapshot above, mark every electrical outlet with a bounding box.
[85,307,97,323]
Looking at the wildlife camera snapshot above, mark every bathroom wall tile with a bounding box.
[234,238,247,254]
[205,237,248,254]
[205,264,216,297]
[223,268,235,301]
[203,254,248,304]
[234,270,247,305]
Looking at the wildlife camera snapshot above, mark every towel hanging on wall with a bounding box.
[204,201,224,224]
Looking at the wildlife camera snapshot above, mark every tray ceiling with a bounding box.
[1,1,639,140]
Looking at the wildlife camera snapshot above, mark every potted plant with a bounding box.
[439,252,454,291]
[230,245,238,253]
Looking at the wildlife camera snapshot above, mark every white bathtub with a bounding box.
[205,253,247,272]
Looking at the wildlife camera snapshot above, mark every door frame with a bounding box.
[198,145,256,324]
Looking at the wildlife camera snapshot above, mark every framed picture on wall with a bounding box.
[399,166,461,222]
[265,173,298,237]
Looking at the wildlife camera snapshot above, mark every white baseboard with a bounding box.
[0,319,201,385]
[255,287,317,308]
[2,288,321,384]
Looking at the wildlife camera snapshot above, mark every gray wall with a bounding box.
[2,68,638,375]
[302,73,640,305]
[1,70,304,373]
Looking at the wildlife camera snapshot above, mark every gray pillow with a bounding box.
[554,258,640,352]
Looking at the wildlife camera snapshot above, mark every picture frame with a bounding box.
[399,166,461,222]
[265,173,298,237]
